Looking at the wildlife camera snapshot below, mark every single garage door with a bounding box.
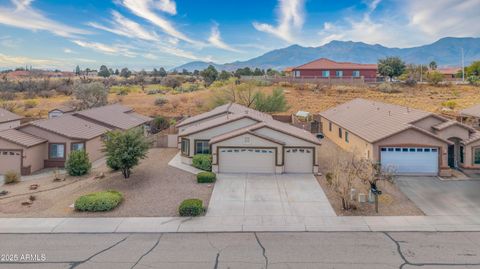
[219,148,275,173]
[0,150,22,175]
[284,148,313,173]
[380,147,438,175]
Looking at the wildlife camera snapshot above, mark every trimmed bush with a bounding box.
[65,150,91,176]
[4,170,20,184]
[74,190,123,212]
[197,172,216,183]
[179,199,204,216]
[192,154,212,171]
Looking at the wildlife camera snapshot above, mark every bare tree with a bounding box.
[328,154,358,210]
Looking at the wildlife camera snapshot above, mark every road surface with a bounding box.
[1,232,480,268]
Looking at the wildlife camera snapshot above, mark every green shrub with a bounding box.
[74,190,123,212]
[150,116,170,134]
[427,71,444,85]
[24,99,38,109]
[197,172,216,183]
[179,199,204,216]
[254,88,289,112]
[442,100,457,109]
[4,170,20,184]
[192,154,212,171]
[154,97,168,107]
[467,76,479,86]
[65,150,91,176]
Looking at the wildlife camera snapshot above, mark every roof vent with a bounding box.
[245,110,249,114]
[388,111,391,116]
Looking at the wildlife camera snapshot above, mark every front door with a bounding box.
[448,145,455,168]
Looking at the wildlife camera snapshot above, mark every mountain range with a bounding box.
[174,37,480,71]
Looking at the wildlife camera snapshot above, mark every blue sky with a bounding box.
[0,0,478,70]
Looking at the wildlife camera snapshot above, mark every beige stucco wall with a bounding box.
[0,120,21,131]
[373,128,449,169]
[412,116,444,132]
[85,136,105,162]
[320,118,374,160]
[0,138,47,174]
[434,125,471,141]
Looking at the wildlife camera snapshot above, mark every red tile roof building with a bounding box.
[291,58,378,81]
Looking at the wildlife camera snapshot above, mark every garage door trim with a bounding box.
[216,146,280,166]
[0,148,23,175]
[379,145,440,175]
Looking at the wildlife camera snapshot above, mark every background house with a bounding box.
[0,108,22,131]
[291,58,378,82]
[459,104,480,130]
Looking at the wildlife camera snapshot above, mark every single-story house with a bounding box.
[319,98,480,176]
[0,129,47,175]
[177,103,321,174]
[0,108,22,131]
[73,104,152,131]
[48,105,76,119]
[436,67,461,80]
[291,58,377,81]
[459,104,480,130]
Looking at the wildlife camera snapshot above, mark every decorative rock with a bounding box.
[29,184,39,190]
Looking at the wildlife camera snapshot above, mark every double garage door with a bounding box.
[380,147,438,175]
[0,150,21,175]
[218,147,313,174]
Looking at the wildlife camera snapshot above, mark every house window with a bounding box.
[336,71,343,77]
[181,139,190,156]
[322,70,330,77]
[71,142,85,151]
[474,148,480,165]
[338,127,342,138]
[345,131,349,143]
[460,146,464,164]
[294,70,300,77]
[195,140,210,154]
[49,143,65,159]
[329,121,332,131]
[352,70,360,77]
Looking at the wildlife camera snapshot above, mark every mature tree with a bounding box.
[103,128,150,179]
[378,57,406,81]
[218,70,231,81]
[98,65,111,78]
[158,67,168,77]
[182,69,190,75]
[254,88,288,113]
[73,82,108,109]
[235,67,252,77]
[193,69,200,76]
[120,67,132,78]
[466,61,480,76]
[114,69,119,75]
[429,61,437,70]
[427,71,444,85]
[75,65,81,76]
[266,68,280,76]
[253,68,264,76]
[200,65,218,86]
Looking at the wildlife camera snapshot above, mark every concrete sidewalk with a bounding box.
[1,215,480,233]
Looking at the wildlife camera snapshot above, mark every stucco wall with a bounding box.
[412,116,444,132]
[86,136,104,162]
[434,125,471,141]
[24,143,47,173]
[0,120,21,131]
[293,69,377,78]
[462,140,480,169]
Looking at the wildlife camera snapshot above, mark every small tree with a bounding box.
[98,65,111,78]
[328,155,357,210]
[65,150,91,176]
[378,57,406,81]
[218,70,231,81]
[103,129,150,179]
[254,88,288,112]
[429,61,437,70]
[120,67,132,78]
[427,71,444,85]
[73,82,108,109]
[158,67,168,77]
[200,65,218,86]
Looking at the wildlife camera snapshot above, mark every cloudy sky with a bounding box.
[0,0,479,70]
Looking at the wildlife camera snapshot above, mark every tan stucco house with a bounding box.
[177,103,321,174]
[0,108,22,131]
[0,104,151,176]
[319,99,480,176]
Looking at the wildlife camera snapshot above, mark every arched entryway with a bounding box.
[447,137,463,168]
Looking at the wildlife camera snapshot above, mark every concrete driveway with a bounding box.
[206,174,335,217]
[396,176,480,216]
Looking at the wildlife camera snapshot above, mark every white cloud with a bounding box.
[253,0,305,43]
[0,53,59,67]
[208,23,242,52]
[63,48,74,54]
[121,0,198,44]
[88,11,160,42]
[154,0,176,15]
[72,40,137,58]
[143,53,158,60]
[0,0,88,38]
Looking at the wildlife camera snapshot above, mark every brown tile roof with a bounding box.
[27,114,110,140]
[0,108,22,123]
[436,67,461,75]
[179,113,252,136]
[74,104,152,130]
[320,99,436,143]
[0,129,46,147]
[294,58,377,70]
[460,104,480,118]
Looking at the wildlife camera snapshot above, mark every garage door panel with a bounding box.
[0,150,22,175]
[219,148,275,174]
[284,148,314,173]
[381,147,438,175]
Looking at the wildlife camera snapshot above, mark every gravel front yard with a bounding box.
[0,148,213,217]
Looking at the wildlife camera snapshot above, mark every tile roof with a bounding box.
[27,114,110,140]
[0,108,22,123]
[74,104,152,130]
[294,58,377,70]
[320,98,433,143]
[432,120,475,132]
[460,104,480,118]
[0,129,46,147]
[464,131,480,145]
[179,113,250,136]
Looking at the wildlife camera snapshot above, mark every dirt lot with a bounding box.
[0,148,213,217]
[316,138,424,216]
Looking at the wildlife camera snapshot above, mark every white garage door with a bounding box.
[380,147,438,175]
[284,148,314,173]
[0,150,21,175]
[219,148,275,173]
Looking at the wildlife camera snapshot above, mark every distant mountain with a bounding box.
[174,37,480,71]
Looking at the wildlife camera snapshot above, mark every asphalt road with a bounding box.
[1,232,480,269]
